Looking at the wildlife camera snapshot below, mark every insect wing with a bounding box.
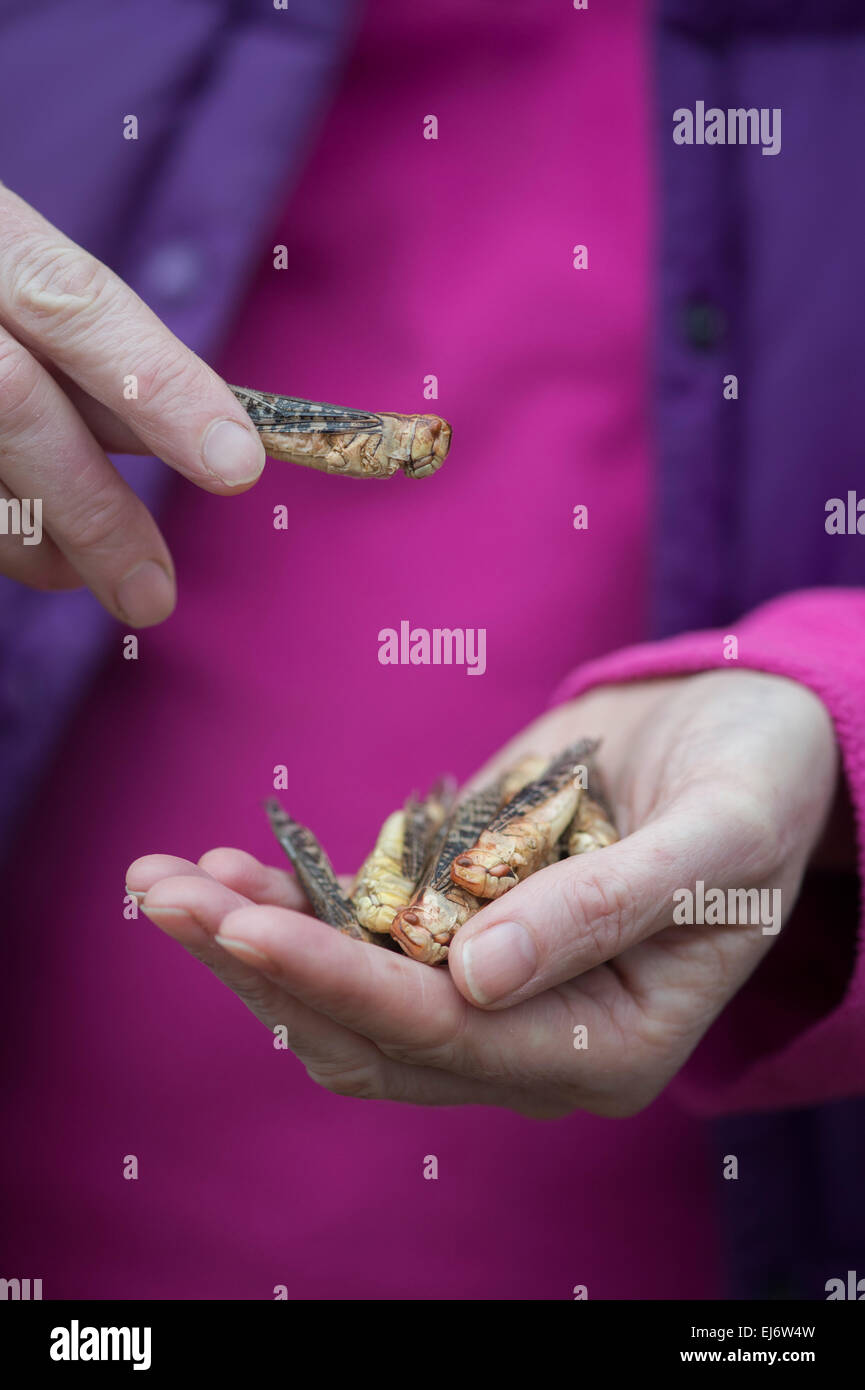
[231,386,382,436]
[429,780,505,891]
[401,797,428,884]
[401,777,457,884]
[265,799,365,936]
[484,738,600,833]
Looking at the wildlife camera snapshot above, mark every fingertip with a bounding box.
[139,897,207,950]
[197,846,260,881]
[218,902,277,937]
[124,857,151,896]
[211,933,274,967]
[198,850,309,912]
[200,417,265,488]
[216,902,319,964]
[139,900,191,924]
[214,903,287,964]
[125,853,200,895]
[143,873,210,912]
[114,558,176,627]
[452,920,538,1008]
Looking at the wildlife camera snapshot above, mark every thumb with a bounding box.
[448,790,776,1009]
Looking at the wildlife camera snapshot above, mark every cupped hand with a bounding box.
[0,183,266,624]
[128,670,837,1116]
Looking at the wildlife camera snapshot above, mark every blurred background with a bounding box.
[0,0,862,1301]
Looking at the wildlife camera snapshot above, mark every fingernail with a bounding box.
[460,921,537,1004]
[140,903,193,923]
[201,419,265,485]
[215,934,272,965]
[115,560,175,626]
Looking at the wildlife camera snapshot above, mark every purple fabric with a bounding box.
[0,0,358,855]
[654,1,865,1298]
[654,7,865,636]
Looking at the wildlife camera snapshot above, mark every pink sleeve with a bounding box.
[550,588,865,1115]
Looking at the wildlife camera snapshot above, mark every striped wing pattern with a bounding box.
[401,778,457,883]
[231,385,382,436]
[265,799,365,937]
[429,780,505,892]
[483,738,599,833]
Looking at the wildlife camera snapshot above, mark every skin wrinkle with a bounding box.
[0,188,264,619]
[6,242,108,322]
[0,336,45,429]
[16,287,93,315]
[0,215,187,618]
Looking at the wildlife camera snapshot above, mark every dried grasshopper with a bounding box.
[352,781,454,934]
[388,755,559,963]
[231,385,452,479]
[500,754,550,803]
[564,779,620,856]
[265,799,374,942]
[390,781,505,965]
[449,740,598,899]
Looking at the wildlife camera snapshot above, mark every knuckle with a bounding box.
[379,1002,470,1070]
[231,974,278,1015]
[376,1038,417,1065]
[60,484,130,554]
[305,1060,383,1100]
[8,240,114,329]
[133,345,212,418]
[380,1037,447,1068]
[0,336,41,423]
[558,863,640,964]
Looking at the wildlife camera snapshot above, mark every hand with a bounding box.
[0,182,266,624]
[128,670,837,1116]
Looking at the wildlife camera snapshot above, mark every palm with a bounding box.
[128,669,836,1116]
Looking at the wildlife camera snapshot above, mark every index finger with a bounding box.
[215,903,466,1052]
[0,183,265,490]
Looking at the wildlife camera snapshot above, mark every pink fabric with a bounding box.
[552,589,865,1114]
[2,0,728,1300]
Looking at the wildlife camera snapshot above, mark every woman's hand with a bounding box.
[0,183,265,624]
[128,670,838,1116]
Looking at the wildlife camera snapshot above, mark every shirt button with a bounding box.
[139,241,203,302]
[682,299,726,351]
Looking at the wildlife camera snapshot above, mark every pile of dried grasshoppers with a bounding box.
[265,740,619,966]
